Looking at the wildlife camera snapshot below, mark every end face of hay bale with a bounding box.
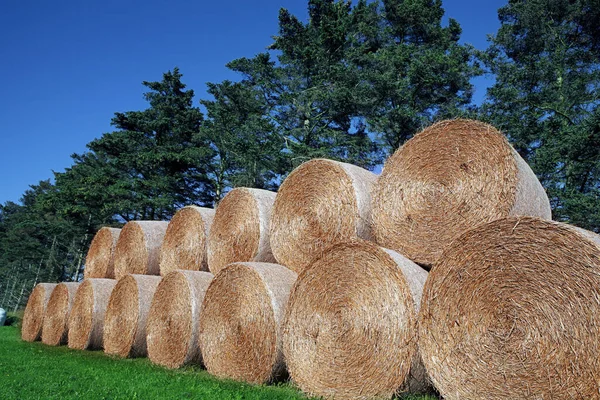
[146,270,213,369]
[419,217,600,400]
[85,227,121,279]
[113,221,168,280]
[207,188,276,275]
[372,119,551,267]
[283,241,428,399]
[104,274,161,358]
[68,278,116,350]
[270,159,376,274]
[159,206,215,276]
[22,283,57,342]
[42,282,80,346]
[199,262,297,384]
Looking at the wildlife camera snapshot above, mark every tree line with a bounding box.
[1,0,598,310]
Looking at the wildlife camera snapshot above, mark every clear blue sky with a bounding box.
[0,0,505,205]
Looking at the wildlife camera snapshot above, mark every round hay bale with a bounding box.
[113,221,169,280]
[283,240,430,399]
[270,159,377,273]
[199,262,297,384]
[159,206,215,276]
[146,270,213,368]
[41,282,80,346]
[207,188,276,274]
[68,278,117,350]
[85,227,121,279]
[21,283,57,342]
[372,119,552,267]
[419,217,600,400]
[104,274,161,358]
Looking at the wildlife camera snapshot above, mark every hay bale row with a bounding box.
[22,283,57,342]
[85,227,121,279]
[270,159,376,273]
[146,270,213,369]
[68,278,116,350]
[42,282,80,346]
[199,262,297,384]
[113,221,169,280]
[159,206,215,276]
[207,188,277,274]
[104,274,161,358]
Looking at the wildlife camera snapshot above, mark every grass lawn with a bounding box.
[0,326,437,399]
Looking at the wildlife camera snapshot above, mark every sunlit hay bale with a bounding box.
[146,270,213,369]
[159,206,215,276]
[113,221,169,280]
[21,283,57,342]
[207,188,276,274]
[372,119,551,268]
[419,217,600,400]
[68,278,116,350]
[85,227,121,279]
[269,159,377,273]
[41,282,80,346]
[103,274,161,358]
[199,262,297,384]
[283,240,430,399]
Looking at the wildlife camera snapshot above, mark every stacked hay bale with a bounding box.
[85,227,121,278]
[207,188,276,274]
[270,159,376,273]
[283,240,429,399]
[199,262,297,384]
[22,283,57,342]
[372,119,552,267]
[113,221,169,279]
[146,270,213,368]
[41,282,80,346]
[103,274,161,358]
[68,278,116,350]
[159,206,214,276]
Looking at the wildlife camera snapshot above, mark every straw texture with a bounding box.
[419,217,600,400]
[146,270,213,369]
[104,274,161,358]
[270,159,377,273]
[207,188,277,274]
[68,278,117,350]
[372,119,552,267]
[85,227,121,279]
[283,240,430,399]
[159,206,215,276]
[22,283,57,342]
[113,221,169,280]
[41,282,80,346]
[199,262,297,384]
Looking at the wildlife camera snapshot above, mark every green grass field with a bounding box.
[0,326,437,399]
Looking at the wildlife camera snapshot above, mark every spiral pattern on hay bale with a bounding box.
[270,159,377,273]
[103,274,161,358]
[41,282,80,346]
[373,119,551,267]
[85,227,121,279]
[146,270,213,369]
[113,221,169,280]
[68,278,116,350]
[419,217,600,400]
[207,188,276,274]
[22,283,57,342]
[283,240,430,399]
[199,262,297,384]
[159,206,214,276]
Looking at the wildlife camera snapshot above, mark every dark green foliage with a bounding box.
[484,0,600,231]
